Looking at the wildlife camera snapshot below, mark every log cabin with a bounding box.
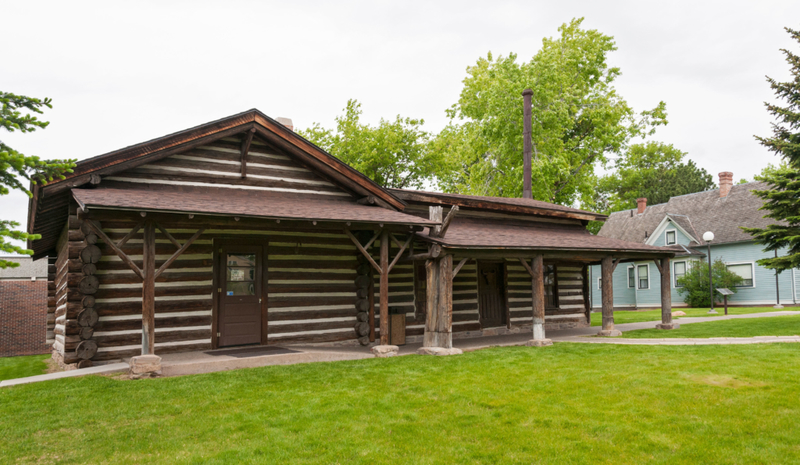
[27,108,678,370]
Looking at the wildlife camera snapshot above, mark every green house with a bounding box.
[590,173,799,309]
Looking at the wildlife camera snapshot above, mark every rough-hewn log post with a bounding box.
[379,228,389,345]
[527,255,552,346]
[597,256,622,336]
[423,258,439,347]
[437,254,453,349]
[142,220,156,355]
[656,257,678,330]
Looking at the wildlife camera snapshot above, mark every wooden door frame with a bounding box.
[476,259,507,328]
[211,236,269,349]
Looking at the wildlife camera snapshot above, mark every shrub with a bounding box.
[677,258,744,307]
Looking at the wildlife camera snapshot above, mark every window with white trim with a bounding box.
[727,263,754,287]
[598,277,602,290]
[627,266,635,288]
[665,230,676,245]
[638,264,649,289]
[673,261,686,287]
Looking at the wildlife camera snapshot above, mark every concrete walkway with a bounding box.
[2,310,797,387]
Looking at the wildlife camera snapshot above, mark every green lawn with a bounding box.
[0,354,49,382]
[590,306,797,326]
[622,314,800,339]
[2,344,800,464]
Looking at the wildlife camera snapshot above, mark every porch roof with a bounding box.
[416,217,679,256]
[71,187,437,226]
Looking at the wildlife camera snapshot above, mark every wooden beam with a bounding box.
[387,234,413,273]
[379,229,390,345]
[659,257,672,326]
[154,228,206,279]
[531,255,546,337]
[653,259,663,275]
[344,229,382,275]
[600,256,616,332]
[611,258,621,273]
[452,257,469,278]
[356,195,376,205]
[155,222,182,250]
[433,206,459,238]
[402,244,442,262]
[240,128,255,178]
[142,221,156,355]
[368,273,375,343]
[116,222,143,248]
[519,257,534,277]
[83,221,143,280]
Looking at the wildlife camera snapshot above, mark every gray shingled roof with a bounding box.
[597,182,777,246]
[0,256,47,279]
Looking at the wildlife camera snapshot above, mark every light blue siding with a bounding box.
[653,224,693,247]
[590,241,799,308]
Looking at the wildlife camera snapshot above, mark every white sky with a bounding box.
[3,0,798,247]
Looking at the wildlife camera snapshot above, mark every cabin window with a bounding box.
[627,267,635,288]
[727,263,754,287]
[544,265,558,308]
[597,277,602,290]
[637,264,649,289]
[674,261,687,288]
[666,230,676,245]
[226,253,256,295]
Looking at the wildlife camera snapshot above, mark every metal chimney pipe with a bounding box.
[522,88,533,199]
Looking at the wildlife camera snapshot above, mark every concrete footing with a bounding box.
[773,305,784,309]
[597,329,622,337]
[130,354,162,378]
[416,347,464,356]
[526,339,553,347]
[656,323,680,330]
[371,345,399,358]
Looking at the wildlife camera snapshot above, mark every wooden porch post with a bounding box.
[379,228,390,345]
[527,254,552,346]
[656,257,678,330]
[141,220,156,355]
[423,258,439,347]
[437,254,454,349]
[597,256,622,336]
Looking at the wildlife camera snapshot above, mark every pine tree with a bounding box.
[743,28,800,271]
[1,92,75,268]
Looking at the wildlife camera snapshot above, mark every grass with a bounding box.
[590,306,797,326]
[622,314,800,339]
[0,354,49,382]
[2,343,800,464]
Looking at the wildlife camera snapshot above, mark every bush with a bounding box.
[677,258,744,307]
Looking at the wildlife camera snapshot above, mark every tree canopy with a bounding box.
[300,99,441,190]
[434,18,667,206]
[1,91,75,268]
[676,258,744,307]
[743,28,800,271]
[595,141,716,212]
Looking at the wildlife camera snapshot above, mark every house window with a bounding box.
[727,263,754,287]
[598,277,602,290]
[674,261,686,287]
[638,264,649,289]
[544,265,558,308]
[628,267,635,288]
[666,230,676,245]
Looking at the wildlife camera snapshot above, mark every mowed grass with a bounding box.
[2,344,800,464]
[622,314,800,339]
[0,354,49,382]
[590,306,798,326]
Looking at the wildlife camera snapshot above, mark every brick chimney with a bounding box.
[637,197,647,214]
[719,171,733,197]
[276,117,294,132]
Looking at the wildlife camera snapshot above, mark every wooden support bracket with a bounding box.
[240,128,255,178]
[345,229,382,274]
[653,259,663,274]
[611,258,621,273]
[154,228,206,279]
[155,222,182,250]
[519,257,534,278]
[453,258,469,278]
[387,234,413,274]
[431,206,459,238]
[84,221,144,280]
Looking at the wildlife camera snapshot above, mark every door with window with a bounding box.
[218,246,263,347]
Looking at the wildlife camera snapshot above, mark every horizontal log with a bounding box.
[94,315,212,332]
[268,296,360,309]
[266,283,357,294]
[452,322,482,333]
[268,319,360,335]
[92,342,212,362]
[96,299,212,316]
[94,285,212,300]
[95,329,211,346]
[267,308,357,322]
[98,271,211,285]
[95,258,213,272]
[267,331,355,345]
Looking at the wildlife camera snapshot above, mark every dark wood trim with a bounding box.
[452,258,469,278]
[154,228,206,278]
[240,128,255,178]
[84,220,144,280]
[211,240,220,350]
[345,229,382,274]
[503,261,511,329]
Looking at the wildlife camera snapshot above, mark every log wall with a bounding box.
[506,261,589,329]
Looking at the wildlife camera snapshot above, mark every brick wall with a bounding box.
[0,280,49,357]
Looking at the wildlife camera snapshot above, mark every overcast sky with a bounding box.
[3,0,799,246]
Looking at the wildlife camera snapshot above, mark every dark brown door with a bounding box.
[218,246,262,347]
[478,261,506,328]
